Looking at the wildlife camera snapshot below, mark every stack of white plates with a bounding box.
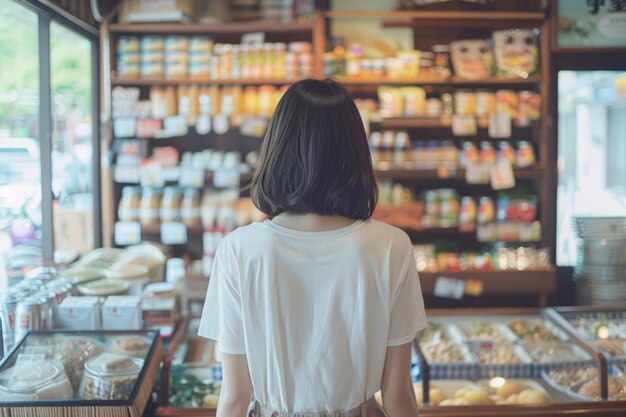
[572,217,626,306]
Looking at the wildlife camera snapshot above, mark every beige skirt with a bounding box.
[247,397,387,417]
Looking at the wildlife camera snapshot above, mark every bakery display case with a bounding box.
[0,330,163,417]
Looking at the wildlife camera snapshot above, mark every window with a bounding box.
[556,71,626,266]
[0,0,99,286]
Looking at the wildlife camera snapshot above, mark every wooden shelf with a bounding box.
[141,224,205,236]
[419,268,557,298]
[109,21,314,35]
[336,75,542,86]
[111,76,295,86]
[371,117,539,129]
[374,166,543,181]
[323,10,544,20]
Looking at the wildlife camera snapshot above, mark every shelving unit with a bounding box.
[102,1,557,306]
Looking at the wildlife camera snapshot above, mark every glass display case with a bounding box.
[0,330,162,417]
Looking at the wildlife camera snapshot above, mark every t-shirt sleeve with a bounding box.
[388,247,428,347]
[197,239,246,355]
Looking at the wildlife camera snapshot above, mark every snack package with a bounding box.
[492,29,540,78]
[450,39,495,80]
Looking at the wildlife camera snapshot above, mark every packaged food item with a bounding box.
[396,50,420,78]
[139,188,162,227]
[438,189,459,227]
[459,197,477,232]
[461,142,479,167]
[80,353,144,400]
[57,296,101,330]
[102,296,142,331]
[497,194,538,222]
[160,186,182,222]
[519,91,541,120]
[492,29,540,78]
[432,44,451,78]
[140,61,164,78]
[426,97,442,117]
[118,36,139,53]
[547,367,598,389]
[480,141,496,164]
[142,282,179,328]
[497,141,516,165]
[450,39,494,80]
[478,197,495,224]
[516,141,536,167]
[403,87,426,116]
[105,265,150,297]
[118,186,141,222]
[181,188,201,227]
[15,298,45,341]
[189,36,213,54]
[476,90,496,118]
[116,62,140,78]
[53,336,104,390]
[378,86,403,117]
[0,359,73,401]
[496,89,520,118]
[454,90,477,116]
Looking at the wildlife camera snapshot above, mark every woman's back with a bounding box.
[199,218,426,412]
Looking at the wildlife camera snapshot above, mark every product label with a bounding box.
[467,339,495,353]
[465,163,491,184]
[159,208,179,222]
[433,277,466,300]
[490,159,516,190]
[488,111,512,138]
[18,312,31,331]
[161,222,188,245]
[114,221,142,246]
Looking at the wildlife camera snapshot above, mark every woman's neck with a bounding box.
[271,213,357,232]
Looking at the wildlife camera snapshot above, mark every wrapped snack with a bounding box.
[450,40,495,80]
[492,29,540,78]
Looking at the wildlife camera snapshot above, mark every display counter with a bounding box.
[153,307,626,417]
[0,330,163,417]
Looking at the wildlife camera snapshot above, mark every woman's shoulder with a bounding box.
[361,219,412,245]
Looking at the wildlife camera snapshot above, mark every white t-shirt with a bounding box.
[198,219,427,413]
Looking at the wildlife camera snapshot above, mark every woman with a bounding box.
[199,78,427,417]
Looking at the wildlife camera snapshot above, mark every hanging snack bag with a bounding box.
[449,39,495,80]
[492,29,539,78]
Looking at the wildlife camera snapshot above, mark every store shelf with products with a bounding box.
[336,75,542,86]
[109,22,315,35]
[111,77,300,86]
[374,166,543,181]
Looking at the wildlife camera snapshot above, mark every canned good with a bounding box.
[0,294,18,353]
[15,298,44,341]
[454,90,477,116]
[35,292,57,329]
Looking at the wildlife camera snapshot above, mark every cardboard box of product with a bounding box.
[53,203,94,254]
[103,296,143,330]
[57,296,101,330]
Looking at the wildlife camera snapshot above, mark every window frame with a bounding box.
[11,0,101,260]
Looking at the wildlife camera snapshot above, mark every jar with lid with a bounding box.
[0,359,73,401]
[79,353,143,400]
[160,186,182,223]
[139,188,162,226]
[118,186,141,222]
[181,188,201,227]
[431,44,451,78]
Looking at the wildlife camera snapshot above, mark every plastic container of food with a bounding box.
[0,359,73,401]
[80,353,144,400]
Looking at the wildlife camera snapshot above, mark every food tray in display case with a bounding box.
[417,321,479,380]
[547,307,626,368]
[0,330,163,417]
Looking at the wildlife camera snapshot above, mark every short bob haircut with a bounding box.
[249,78,378,220]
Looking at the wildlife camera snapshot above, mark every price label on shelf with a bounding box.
[465,163,490,184]
[433,276,466,300]
[160,222,188,245]
[464,279,485,297]
[114,222,141,246]
[179,167,205,188]
[466,339,495,353]
[213,169,241,189]
[490,159,516,190]
[488,111,512,138]
[451,115,477,136]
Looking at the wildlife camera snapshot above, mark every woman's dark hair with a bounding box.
[249,78,378,220]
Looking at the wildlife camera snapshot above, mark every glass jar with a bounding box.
[139,188,162,227]
[79,353,143,400]
[181,188,201,227]
[0,359,73,401]
[160,186,182,223]
[118,186,141,222]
